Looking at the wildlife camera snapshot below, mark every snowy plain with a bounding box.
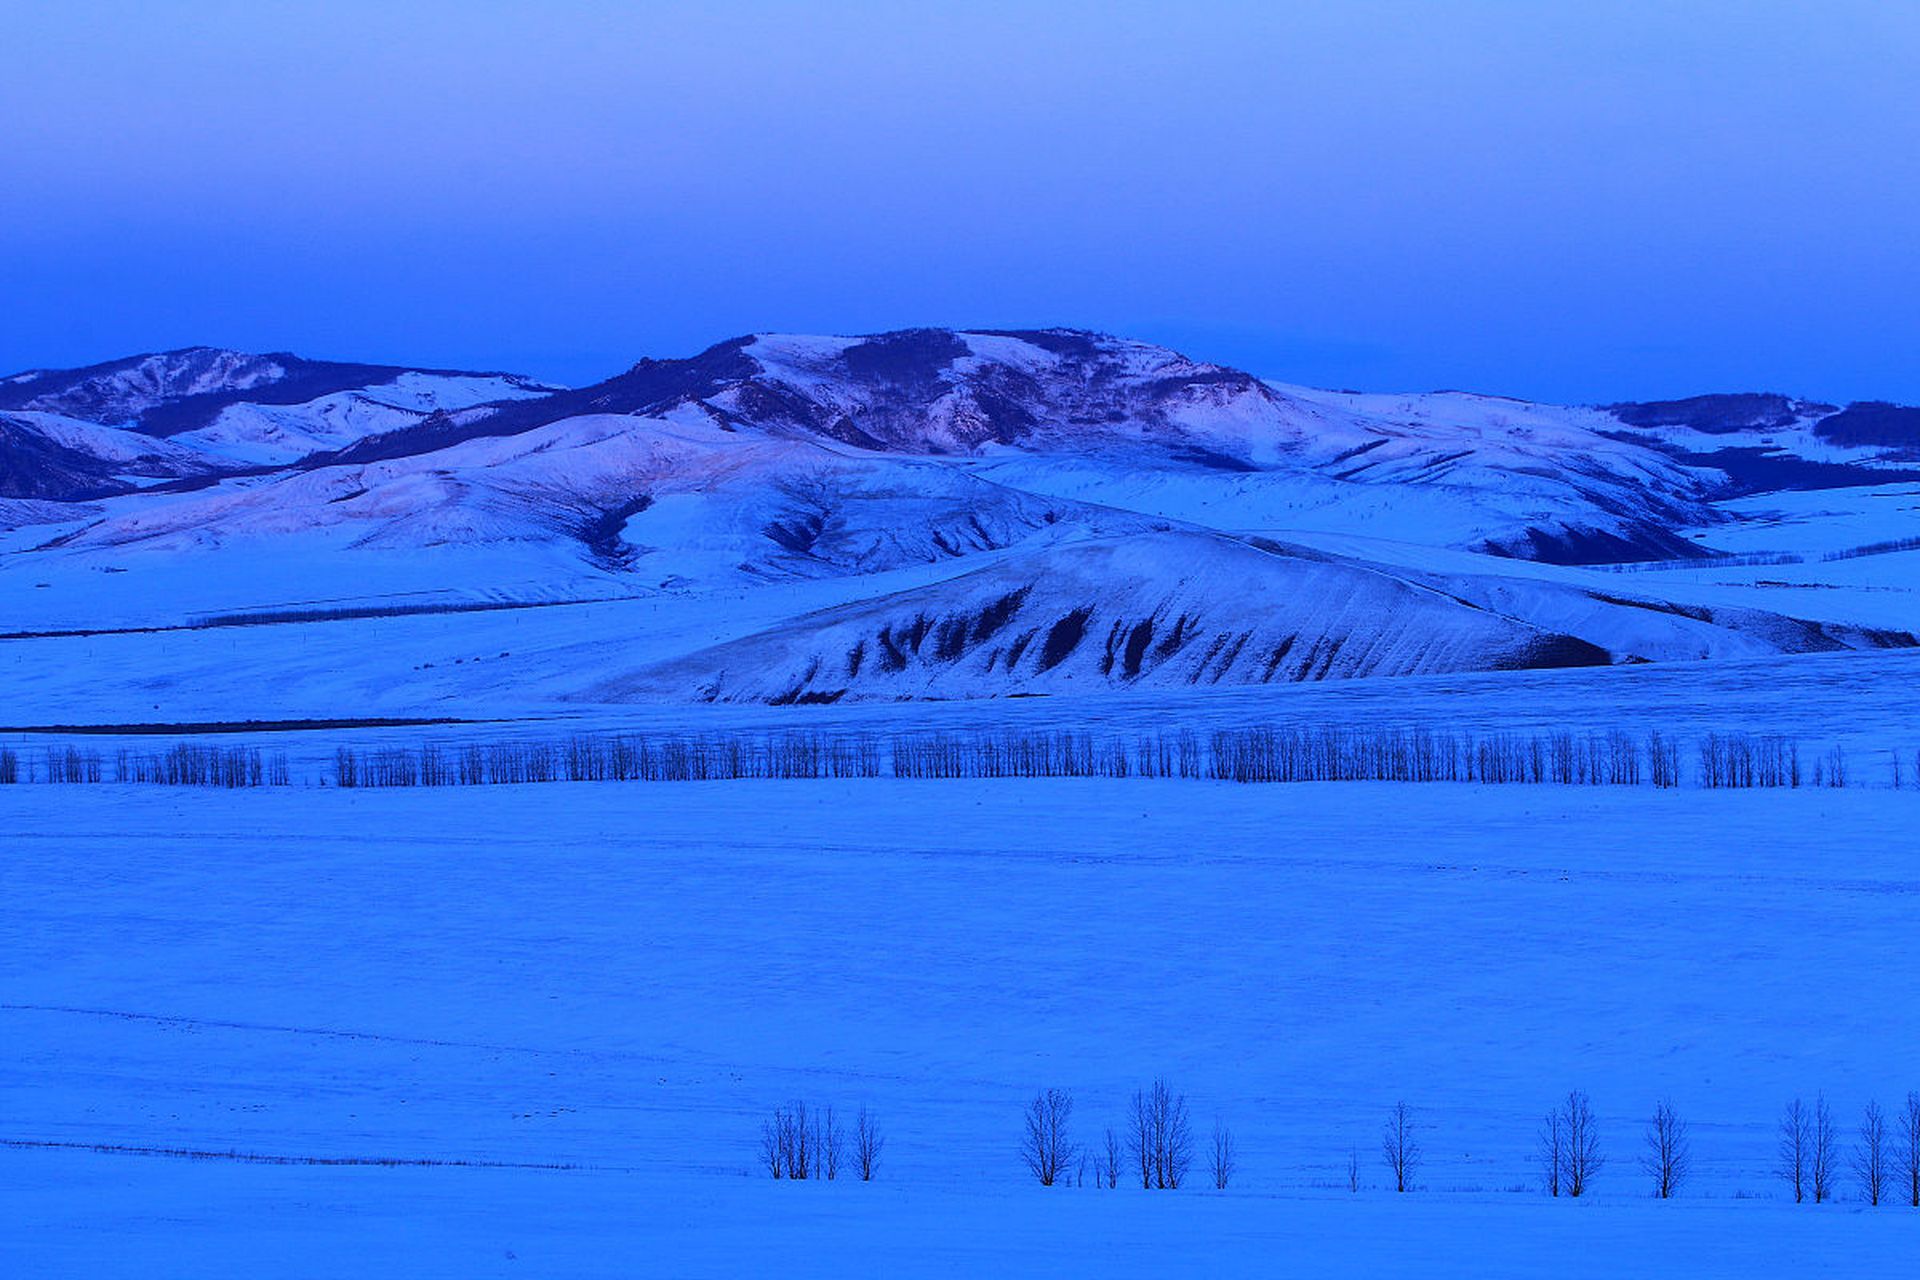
[6,781,1920,1275]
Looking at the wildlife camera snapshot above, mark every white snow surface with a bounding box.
[5,780,1919,1276]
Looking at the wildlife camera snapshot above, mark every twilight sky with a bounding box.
[3,0,1916,402]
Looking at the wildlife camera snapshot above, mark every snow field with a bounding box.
[4,779,1918,1275]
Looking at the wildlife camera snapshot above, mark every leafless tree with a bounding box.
[1100,1127,1120,1189]
[1539,1109,1566,1197]
[1812,1094,1838,1204]
[1642,1100,1690,1199]
[1564,1091,1602,1197]
[1209,1119,1237,1190]
[1780,1098,1810,1203]
[1128,1078,1192,1189]
[1900,1093,1920,1208]
[1347,1148,1360,1193]
[1854,1101,1888,1206]
[761,1102,816,1180]
[1022,1088,1077,1186]
[1382,1102,1419,1193]
[1539,1092,1600,1197]
[760,1112,785,1178]
[820,1104,843,1181]
[788,1101,814,1180]
[1159,1082,1194,1190]
[854,1106,884,1181]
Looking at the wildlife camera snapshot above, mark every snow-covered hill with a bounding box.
[3,329,1917,704]
[345,329,1724,563]
[591,532,1611,703]
[0,347,555,469]
[1602,392,1920,494]
[596,532,1912,704]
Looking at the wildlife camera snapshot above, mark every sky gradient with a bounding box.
[4,0,1916,402]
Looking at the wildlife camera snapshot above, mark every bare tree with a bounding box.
[820,1104,843,1181]
[1382,1101,1419,1193]
[1129,1090,1153,1189]
[1901,1093,1920,1209]
[1539,1109,1566,1197]
[1539,1092,1600,1197]
[760,1111,785,1179]
[761,1102,816,1180]
[1159,1082,1194,1190]
[854,1106,884,1181]
[1100,1126,1120,1189]
[1128,1079,1192,1189]
[1642,1100,1690,1199]
[1347,1148,1360,1193]
[1209,1119,1237,1190]
[1780,1098,1810,1203]
[1854,1100,1888,1206]
[1022,1088,1077,1186]
[1812,1094,1838,1204]
[1564,1091,1602,1197]
[788,1100,813,1180]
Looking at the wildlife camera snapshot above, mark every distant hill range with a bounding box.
[3,329,1915,701]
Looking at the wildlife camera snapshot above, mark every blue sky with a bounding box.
[3,0,1915,401]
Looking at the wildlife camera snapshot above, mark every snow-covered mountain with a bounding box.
[0,411,212,500]
[3,329,1916,704]
[0,347,555,470]
[314,329,1724,563]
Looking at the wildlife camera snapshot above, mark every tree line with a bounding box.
[759,1088,1920,1205]
[6,726,1915,791]
[0,743,290,787]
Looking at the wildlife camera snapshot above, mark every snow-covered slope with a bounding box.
[0,348,301,426]
[0,347,556,476]
[0,411,214,499]
[30,408,1157,587]
[597,531,1912,704]
[591,532,1613,703]
[167,371,556,466]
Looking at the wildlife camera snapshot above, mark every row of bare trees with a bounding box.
[337,733,889,788]
[759,1102,883,1182]
[761,1091,1920,1203]
[0,743,289,787]
[1780,1094,1920,1207]
[12,728,1914,791]
[327,728,1899,791]
[1021,1081,1233,1190]
[1330,1093,1916,1204]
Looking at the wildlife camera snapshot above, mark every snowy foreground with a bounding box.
[5,779,1918,1276]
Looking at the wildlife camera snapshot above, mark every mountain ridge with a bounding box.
[4,327,1917,703]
